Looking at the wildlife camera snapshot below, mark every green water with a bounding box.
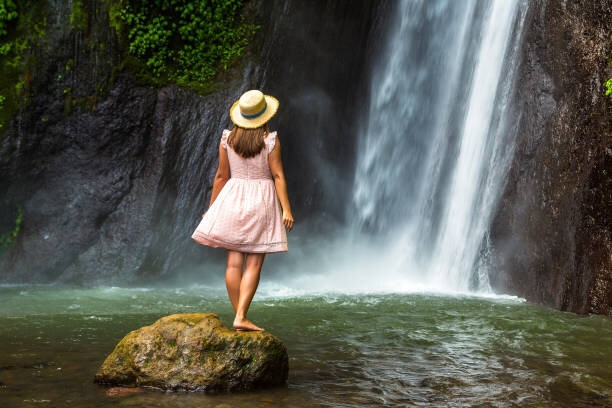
[0,285,610,407]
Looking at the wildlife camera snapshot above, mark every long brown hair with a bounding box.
[227,123,270,158]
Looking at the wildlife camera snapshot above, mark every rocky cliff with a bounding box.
[0,0,382,285]
[489,0,611,315]
[1,0,609,317]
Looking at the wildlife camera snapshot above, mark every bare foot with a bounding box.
[233,316,265,332]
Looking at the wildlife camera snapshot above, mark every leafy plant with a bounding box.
[0,204,23,249]
[0,1,46,138]
[0,0,18,38]
[118,0,260,86]
[0,0,17,57]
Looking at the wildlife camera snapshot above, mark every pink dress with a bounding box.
[191,129,288,253]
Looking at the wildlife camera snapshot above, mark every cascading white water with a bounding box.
[350,0,528,293]
[257,0,529,297]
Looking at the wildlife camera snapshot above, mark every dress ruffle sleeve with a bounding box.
[221,129,230,149]
[264,131,277,153]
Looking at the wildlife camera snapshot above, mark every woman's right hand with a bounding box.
[282,211,294,232]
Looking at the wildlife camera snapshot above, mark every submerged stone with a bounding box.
[93,313,288,393]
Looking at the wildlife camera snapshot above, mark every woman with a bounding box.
[191,89,294,332]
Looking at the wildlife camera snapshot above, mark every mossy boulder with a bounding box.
[93,313,288,393]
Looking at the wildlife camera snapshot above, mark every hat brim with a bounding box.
[230,95,279,129]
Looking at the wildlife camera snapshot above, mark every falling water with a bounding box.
[350,0,528,293]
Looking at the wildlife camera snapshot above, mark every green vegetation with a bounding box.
[0,1,261,133]
[114,0,260,93]
[0,0,18,54]
[0,204,23,249]
[0,0,47,139]
[70,0,87,31]
[0,0,19,136]
[606,28,612,99]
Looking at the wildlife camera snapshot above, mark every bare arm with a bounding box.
[203,139,230,216]
[268,136,294,231]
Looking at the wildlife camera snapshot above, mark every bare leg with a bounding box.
[225,250,245,313]
[233,252,265,331]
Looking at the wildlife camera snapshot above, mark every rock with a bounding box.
[488,0,612,315]
[0,0,381,286]
[93,313,288,392]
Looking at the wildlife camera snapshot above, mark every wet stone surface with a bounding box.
[93,313,289,393]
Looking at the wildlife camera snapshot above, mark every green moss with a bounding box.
[0,1,47,140]
[108,0,124,34]
[70,0,87,31]
[111,339,139,370]
[176,314,204,325]
[0,204,22,249]
[108,341,127,365]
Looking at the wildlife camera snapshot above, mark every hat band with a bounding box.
[241,101,267,119]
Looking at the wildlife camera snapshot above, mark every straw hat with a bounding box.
[229,89,279,128]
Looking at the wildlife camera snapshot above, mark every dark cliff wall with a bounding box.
[2,0,609,317]
[489,0,611,315]
[0,0,382,285]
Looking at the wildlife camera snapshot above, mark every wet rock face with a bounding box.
[93,313,289,392]
[489,0,612,315]
[257,0,384,224]
[0,0,239,285]
[0,0,381,285]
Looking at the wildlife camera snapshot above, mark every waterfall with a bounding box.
[349,0,528,293]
